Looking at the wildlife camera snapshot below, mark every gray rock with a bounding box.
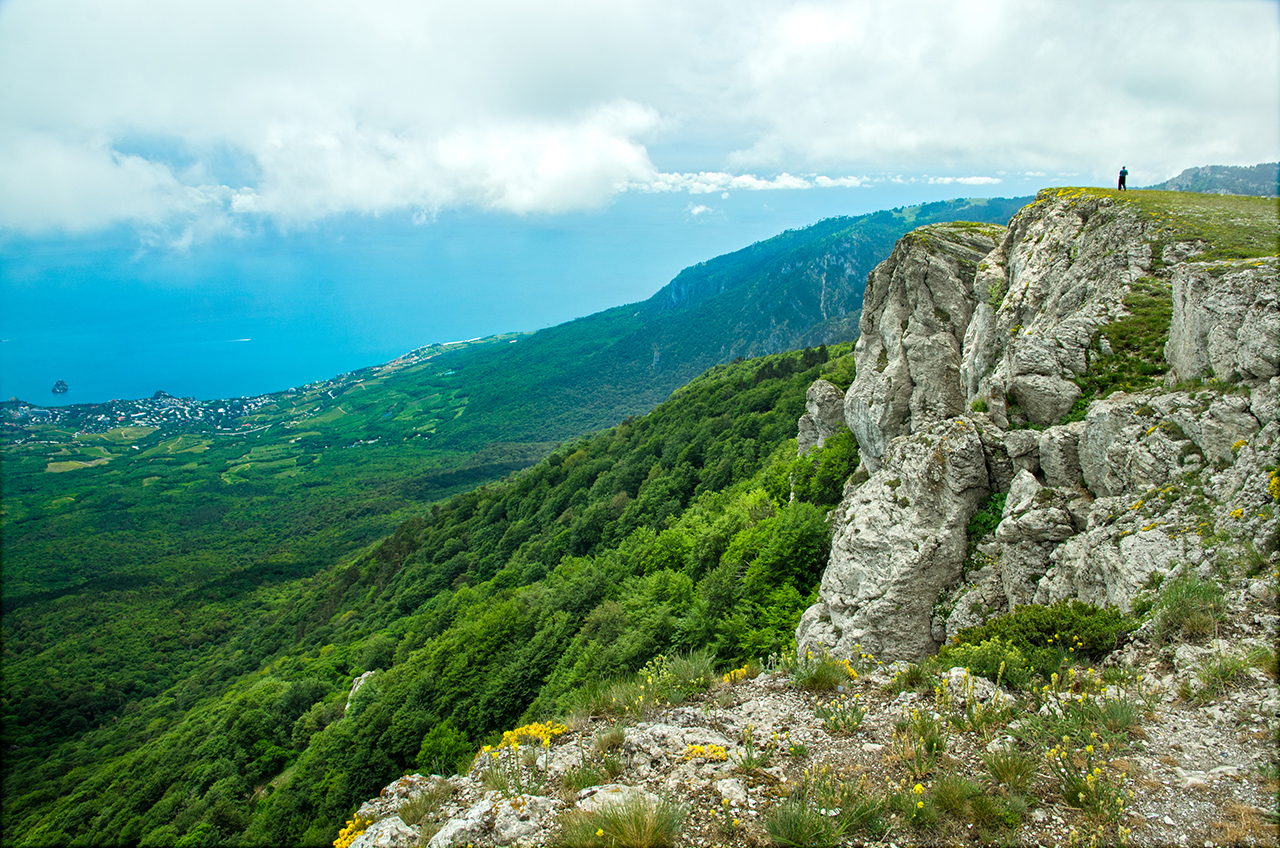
[1003,429,1041,475]
[1039,422,1085,488]
[940,560,1008,640]
[357,774,444,822]
[844,223,1001,469]
[797,417,990,662]
[715,777,748,807]
[1007,373,1081,427]
[798,379,847,454]
[974,420,1016,493]
[1035,519,1187,611]
[428,796,494,848]
[1251,377,1280,425]
[576,784,660,814]
[1165,257,1280,384]
[961,192,1147,434]
[491,794,560,846]
[351,816,417,848]
[796,414,820,457]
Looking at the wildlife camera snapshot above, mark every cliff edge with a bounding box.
[799,187,1279,663]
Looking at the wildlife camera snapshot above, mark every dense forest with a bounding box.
[4,344,861,847]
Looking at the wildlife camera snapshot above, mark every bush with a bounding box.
[966,492,1007,552]
[951,600,1138,680]
[775,430,861,507]
[935,638,1031,689]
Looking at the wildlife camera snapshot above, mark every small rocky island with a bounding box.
[51,380,68,394]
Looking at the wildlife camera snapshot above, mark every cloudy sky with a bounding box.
[1,0,1276,402]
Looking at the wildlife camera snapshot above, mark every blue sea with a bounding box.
[1,183,1023,406]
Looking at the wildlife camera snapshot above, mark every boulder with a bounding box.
[576,784,661,814]
[994,472,1074,607]
[492,795,561,846]
[1003,429,1041,476]
[1007,373,1081,428]
[1035,517,1189,611]
[427,796,493,848]
[1038,422,1085,488]
[797,417,990,661]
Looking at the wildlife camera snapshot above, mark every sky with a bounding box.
[1,0,1276,404]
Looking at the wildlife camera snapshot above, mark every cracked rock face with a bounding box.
[1165,257,1279,385]
[961,193,1150,427]
[844,223,1002,470]
[796,417,990,662]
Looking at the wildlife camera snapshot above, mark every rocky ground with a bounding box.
[347,576,1277,848]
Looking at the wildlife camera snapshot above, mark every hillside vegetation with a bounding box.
[3,345,861,847]
[0,197,1027,840]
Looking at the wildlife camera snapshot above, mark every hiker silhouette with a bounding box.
[1118,166,1128,191]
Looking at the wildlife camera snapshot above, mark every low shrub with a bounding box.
[935,638,1031,690]
[951,600,1139,679]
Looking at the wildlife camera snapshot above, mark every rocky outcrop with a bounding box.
[796,416,990,661]
[796,379,847,454]
[844,223,1003,470]
[961,191,1153,427]
[1165,257,1279,385]
[800,188,1280,661]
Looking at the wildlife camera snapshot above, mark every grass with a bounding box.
[1082,277,1174,398]
[396,781,455,826]
[1183,650,1250,703]
[813,693,866,735]
[982,746,1037,794]
[560,794,685,848]
[764,769,886,847]
[1060,188,1279,261]
[789,650,857,691]
[1151,572,1225,643]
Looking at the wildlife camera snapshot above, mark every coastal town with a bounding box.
[0,339,473,445]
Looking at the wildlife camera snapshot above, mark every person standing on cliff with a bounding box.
[1118,166,1129,191]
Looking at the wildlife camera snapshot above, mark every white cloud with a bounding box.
[687,204,713,216]
[0,0,1274,235]
[927,176,1002,185]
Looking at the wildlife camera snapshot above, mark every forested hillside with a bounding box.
[4,345,861,847]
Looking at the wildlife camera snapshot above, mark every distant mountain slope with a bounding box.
[426,196,1030,448]
[1143,162,1277,196]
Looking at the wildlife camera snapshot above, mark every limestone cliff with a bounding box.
[799,188,1279,662]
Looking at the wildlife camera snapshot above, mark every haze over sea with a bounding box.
[3,181,1042,407]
